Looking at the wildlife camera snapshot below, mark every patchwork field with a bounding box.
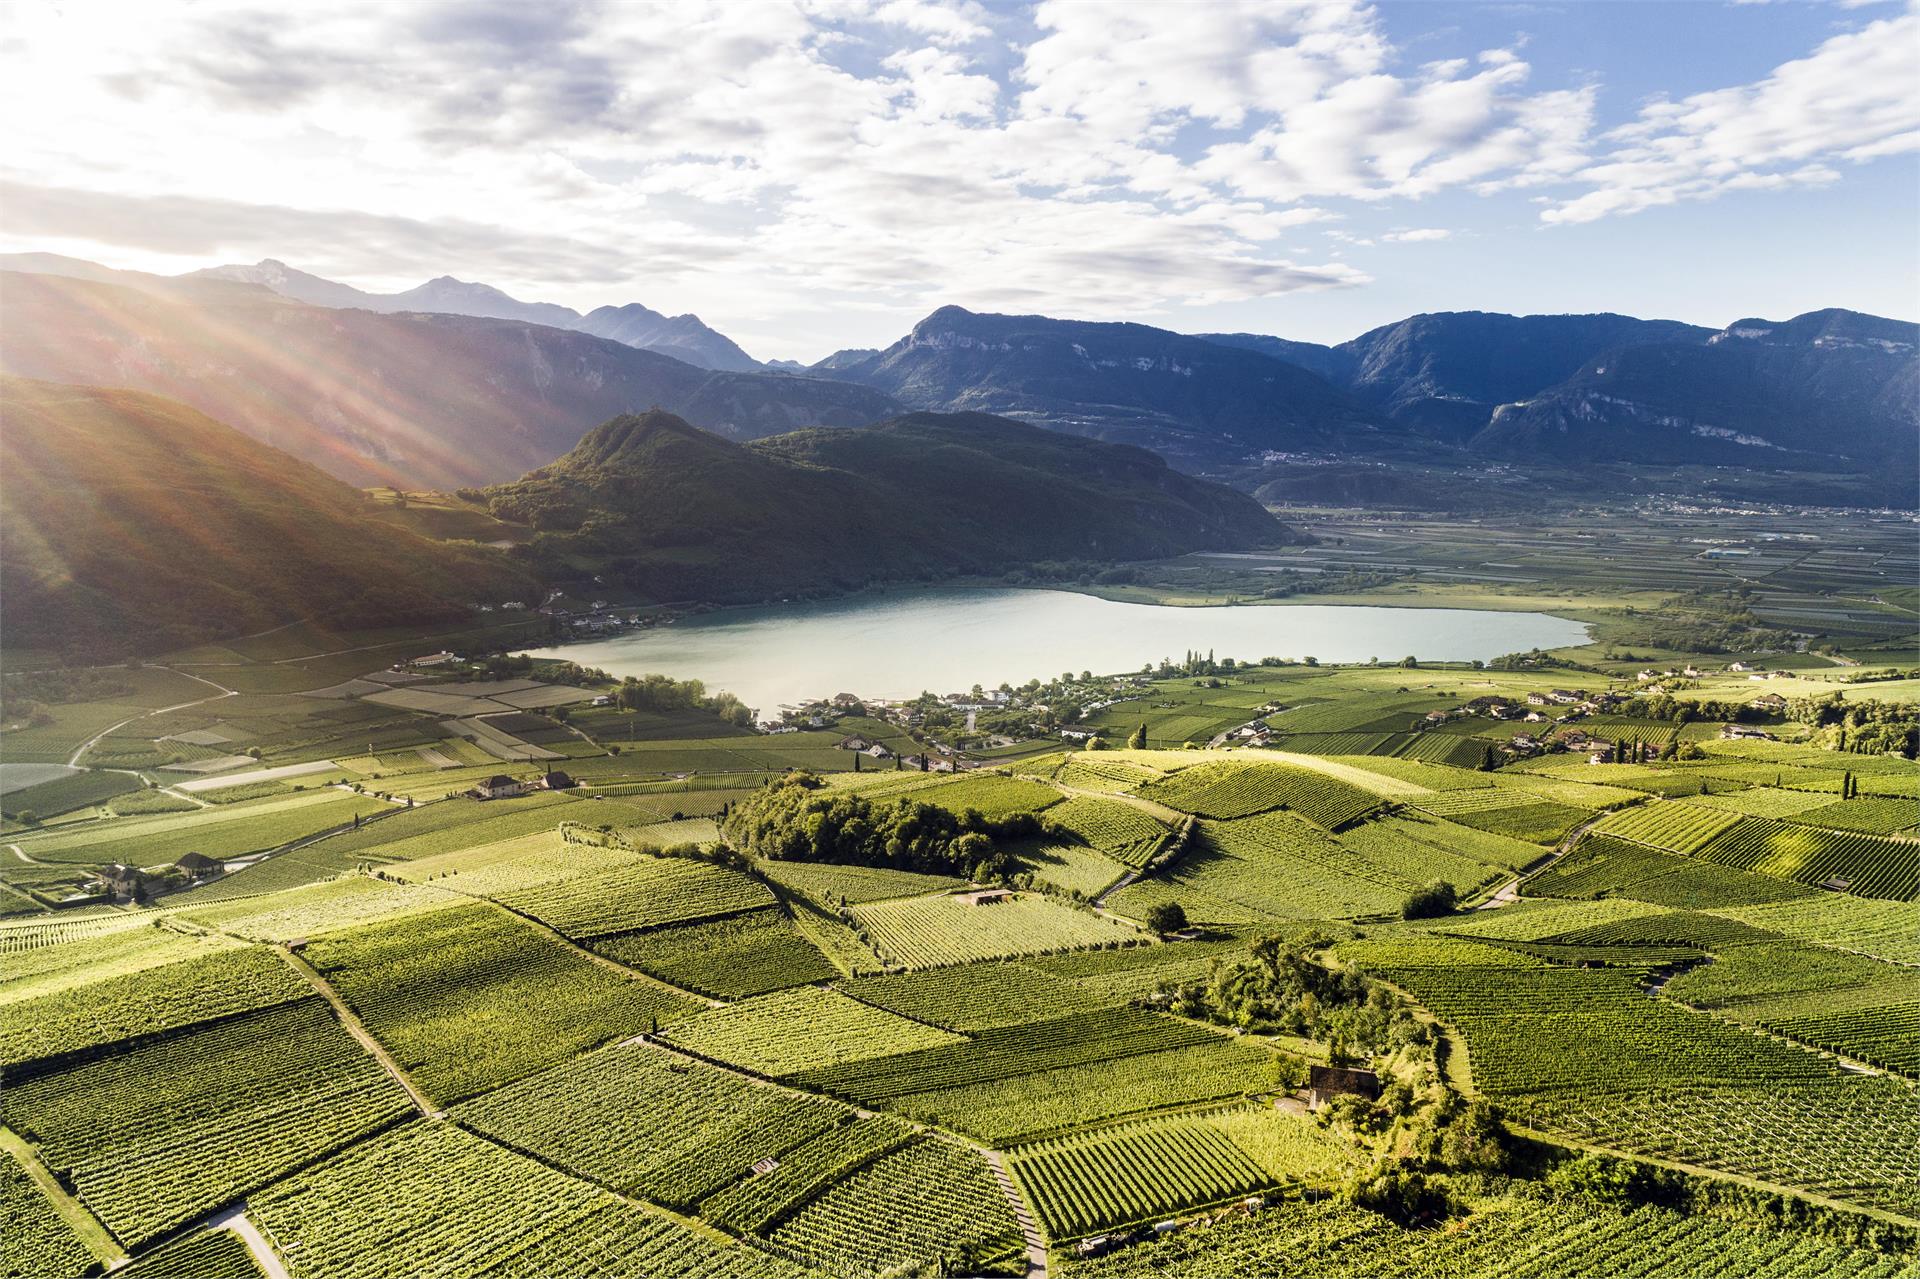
[5,638,1916,1278]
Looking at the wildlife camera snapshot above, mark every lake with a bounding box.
[525,588,1588,717]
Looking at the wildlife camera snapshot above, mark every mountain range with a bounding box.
[3,251,1913,492]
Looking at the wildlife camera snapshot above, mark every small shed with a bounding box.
[957,889,1013,906]
[1308,1064,1381,1108]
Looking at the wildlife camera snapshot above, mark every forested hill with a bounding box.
[488,409,1301,602]
[0,378,533,657]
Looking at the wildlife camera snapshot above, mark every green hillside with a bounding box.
[0,378,533,656]
[488,409,1301,602]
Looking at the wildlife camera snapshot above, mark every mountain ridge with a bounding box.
[185,259,759,371]
[488,407,1301,604]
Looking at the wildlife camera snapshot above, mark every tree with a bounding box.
[1400,656,1419,669]
[1144,901,1188,936]
[1402,881,1458,919]
[1128,723,1148,749]
[1477,744,1497,772]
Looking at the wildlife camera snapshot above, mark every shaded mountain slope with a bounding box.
[487,409,1299,603]
[0,378,532,657]
[1474,310,1919,469]
[0,271,896,489]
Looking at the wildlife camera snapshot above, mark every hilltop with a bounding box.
[487,408,1299,602]
[0,378,533,657]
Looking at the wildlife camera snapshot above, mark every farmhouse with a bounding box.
[541,769,577,790]
[1748,693,1788,713]
[1307,1064,1380,1108]
[1526,692,1548,706]
[174,851,223,878]
[1722,724,1775,741]
[471,775,527,800]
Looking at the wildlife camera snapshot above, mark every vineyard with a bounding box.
[1524,836,1819,909]
[765,1138,1021,1278]
[249,1122,808,1279]
[305,901,698,1103]
[1058,1187,1920,1279]
[2,999,412,1245]
[1009,1112,1271,1238]
[1141,760,1380,829]
[849,890,1142,967]
[662,986,963,1076]
[1693,817,1920,900]
[700,1114,919,1234]
[455,1040,851,1207]
[790,1007,1218,1104]
[495,856,772,939]
[755,859,964,906]
[1043,795,1171,865]
[11,651,1920,1279]
[895,1038,1282,1144]
[592,906,841,997]
[1149,811,1412,920]
[0,939,306,1069]
[0,1154,96,1279]
[1595,802,1744,854]
[838,961,1112,1031]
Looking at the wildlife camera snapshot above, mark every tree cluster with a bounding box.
[720,772,1043,879]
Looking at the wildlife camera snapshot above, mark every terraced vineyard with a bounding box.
[1044,795,1171,865]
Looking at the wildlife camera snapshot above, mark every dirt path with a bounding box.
[277,947,442,1117]
[981,1149,1048,1279]
[66,668,239,769]
[202,1205,291,1279]
[8,842,38,864]
[1475,811,1608,910]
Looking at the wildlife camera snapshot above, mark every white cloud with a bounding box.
[0,0,1908,356]
[1543,8,1919,223]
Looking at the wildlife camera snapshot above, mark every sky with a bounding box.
[1,0,1915,362]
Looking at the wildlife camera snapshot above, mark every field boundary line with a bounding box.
[276,946,441,1117]
[979,1148,1048,1279]
[0,1125,128,1269]
[468,896,723,1007]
